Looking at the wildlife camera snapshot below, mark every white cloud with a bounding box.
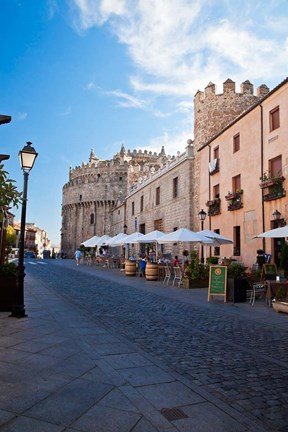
[71,0,288,151]
[85,81,99,90]
[137,127,194,158]
[106,89,147,108]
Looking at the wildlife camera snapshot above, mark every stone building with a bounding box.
[123,143,195,258]
[61,78,272,263]
[61,145,168,257]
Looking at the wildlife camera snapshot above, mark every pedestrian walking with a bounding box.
[74,248,82,266]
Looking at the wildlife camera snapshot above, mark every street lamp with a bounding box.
[198,208,207,264]
[11,142,38,318]
[272,209,281,225]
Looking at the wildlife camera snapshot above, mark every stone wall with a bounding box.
[61,145,168,257]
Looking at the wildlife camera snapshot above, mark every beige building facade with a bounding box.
[198,77,288,267]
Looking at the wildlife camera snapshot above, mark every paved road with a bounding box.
[26,259,288,432]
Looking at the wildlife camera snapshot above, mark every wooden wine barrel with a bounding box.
[145,262,158,281]
[125,260,136,276]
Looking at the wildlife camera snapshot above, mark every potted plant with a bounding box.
[183,251,209,288]
[279,240,288,278]
[226,263,248,302]
[0,262,18,311]
[272,285,288,314]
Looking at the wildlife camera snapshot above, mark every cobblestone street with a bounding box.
[27,259,288,432]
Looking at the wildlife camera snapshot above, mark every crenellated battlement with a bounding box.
[194,78,270,149]
[194,78,269,103]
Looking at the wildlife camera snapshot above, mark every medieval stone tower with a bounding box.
[61,145,168,257]
[192,78,269,230]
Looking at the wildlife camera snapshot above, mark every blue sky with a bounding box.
[1,0,287,246]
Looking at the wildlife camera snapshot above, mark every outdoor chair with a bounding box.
[173,266,183,287]
[163,265,172,285]
[249,283,266,307]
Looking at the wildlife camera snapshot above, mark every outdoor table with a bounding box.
[266,280,288,306]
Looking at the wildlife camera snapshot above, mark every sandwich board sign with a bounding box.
[208,265,227,302]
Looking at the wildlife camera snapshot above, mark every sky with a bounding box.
[1,0,287,247]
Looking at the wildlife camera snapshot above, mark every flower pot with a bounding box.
[0,276,18,312]
[183,278,209,289]
[227,278,248,303]
[272,301,288,314]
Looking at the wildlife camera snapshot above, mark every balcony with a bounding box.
[206,198,221,216]
[259,174,285,201]
[263,184,286,201]
[225,190,243,211]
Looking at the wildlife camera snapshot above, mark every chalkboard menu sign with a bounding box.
[263,264,277,275]
[208,265,227,302]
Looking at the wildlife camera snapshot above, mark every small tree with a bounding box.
[0,164,22,264]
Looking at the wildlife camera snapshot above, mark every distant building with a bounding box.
[13,222,51,258]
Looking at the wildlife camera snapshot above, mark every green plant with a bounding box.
[206,256,219,264]
[0,262,18,277]
[279,240,288,276]
[186,251,208,280]
[227,263,247,279]
[0,164,22,223]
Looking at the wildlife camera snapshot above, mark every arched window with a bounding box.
[90,213,94,225]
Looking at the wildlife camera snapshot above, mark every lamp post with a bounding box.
[198,208,207,264]
[272,209,281,227]
[11,142,38,318]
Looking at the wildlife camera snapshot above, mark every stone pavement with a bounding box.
[0,263,286,431]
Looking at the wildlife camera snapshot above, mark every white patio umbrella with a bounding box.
[81,235,100,247]
[123,231,145,244]
[135,230,167,259]
[106,233,128,246]
[157,228,206,244]
[196,229,233,245]
[96,235,112,246]
[255,225,288,238]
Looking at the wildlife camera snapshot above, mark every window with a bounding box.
[270,106,280,131]
[90,213,94,225]
[154,219,163,231]
[214,146,219,159]
[173,177,178,198]
[213,184,220,199]
[233,226,241,256]
[131,201,135,216]
[140,195,144,212]
[233,133,240,153]
[269,155,282,177]
[156,187,160,205]
[232,174,241,192]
